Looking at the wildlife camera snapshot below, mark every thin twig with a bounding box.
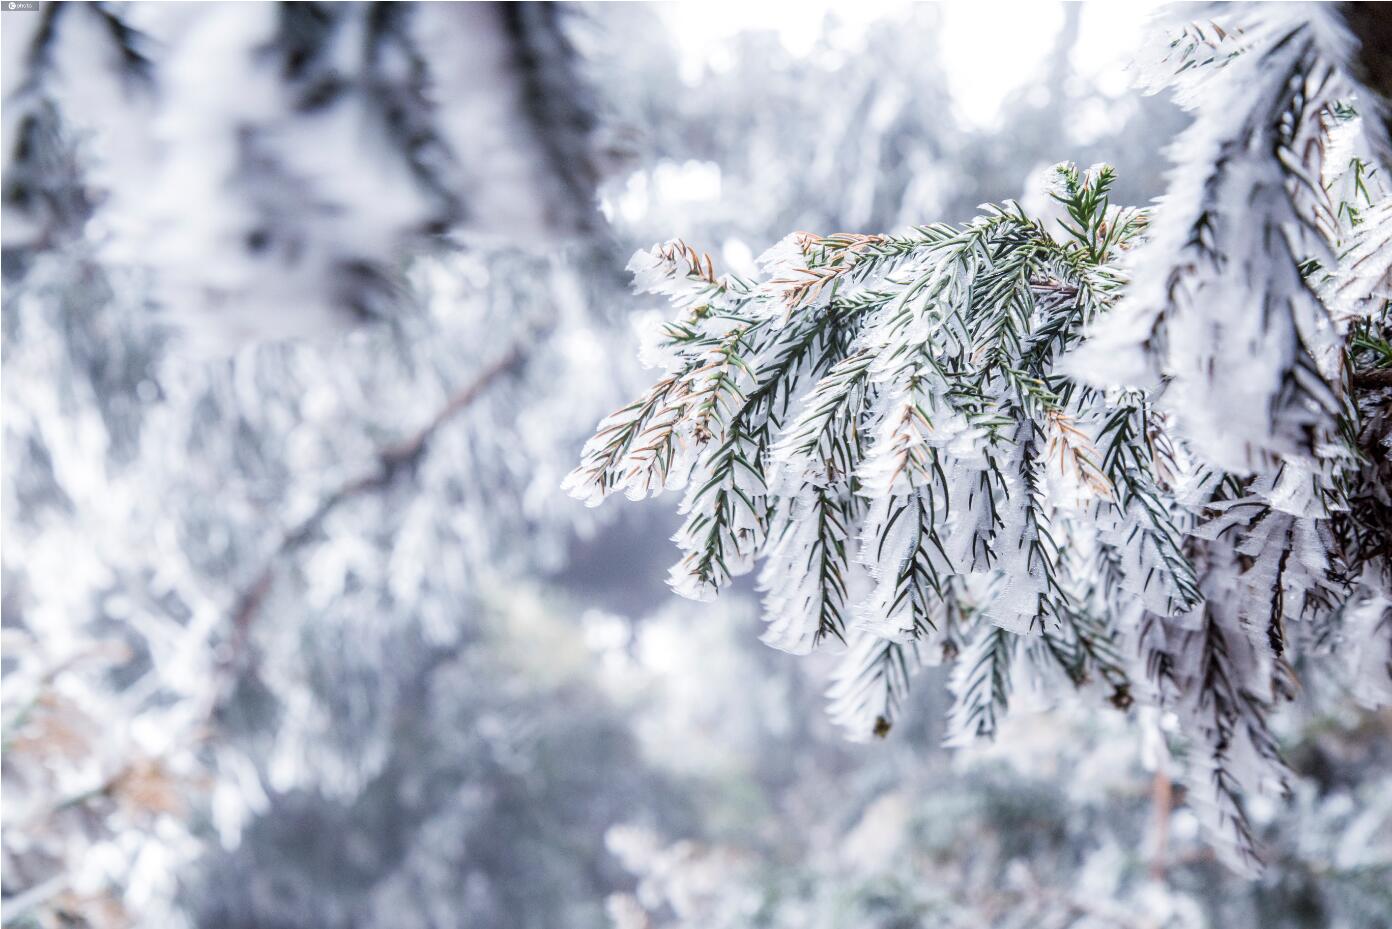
[8,344,532,852]
[222,342,529,674]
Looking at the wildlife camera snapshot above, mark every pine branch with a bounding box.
[570,141,1392,875]
[827,633,924,740]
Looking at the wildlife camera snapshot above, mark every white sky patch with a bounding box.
[653,160,722,203]
[1073,2,1168,96]
[659,1,1164,128]
[659,0,905,82]
[938,3,1064,125]
[600,159,723,225]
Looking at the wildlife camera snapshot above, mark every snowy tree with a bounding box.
[569,3,1392,874]
[603,690,1392,929]
[593,598,1390,929]
[2,5,631,926]
[0,235,644,926]
[2,2,604,344]
[4,4,1391,928]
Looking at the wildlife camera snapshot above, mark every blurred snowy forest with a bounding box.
[2,4,1390,929]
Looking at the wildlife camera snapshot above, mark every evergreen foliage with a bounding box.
[570,4,1392,873]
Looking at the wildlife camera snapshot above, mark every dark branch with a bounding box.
[1352,368,1392,390]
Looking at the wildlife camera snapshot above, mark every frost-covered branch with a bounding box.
[570,16,1392,866]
